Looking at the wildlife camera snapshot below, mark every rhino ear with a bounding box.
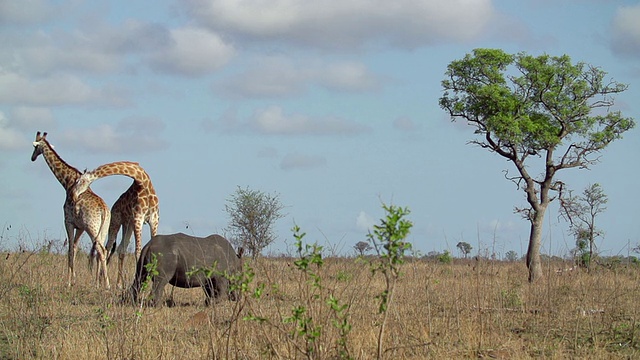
[237,247,244,259]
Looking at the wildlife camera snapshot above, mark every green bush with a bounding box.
[438,250,452,264]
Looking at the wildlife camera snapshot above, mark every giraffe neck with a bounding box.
[89,161,152,188]
[40,140,81,190]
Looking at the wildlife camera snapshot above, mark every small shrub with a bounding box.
[438,250,452,264]
[500,288,522,308]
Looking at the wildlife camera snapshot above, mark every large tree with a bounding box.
[440,48,634,282]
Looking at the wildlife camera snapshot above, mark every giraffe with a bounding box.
[71,161,160,289]
[30,131,110,288]
[88,183,140,289]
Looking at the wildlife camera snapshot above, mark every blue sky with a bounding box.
[1,0,639,258]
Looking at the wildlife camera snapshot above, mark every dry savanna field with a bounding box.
[1,242,640,359]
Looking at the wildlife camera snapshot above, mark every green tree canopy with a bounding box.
[440,48,634,282]
[225,186,285,259]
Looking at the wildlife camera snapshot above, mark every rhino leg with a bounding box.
[150,276,168,307]
[215,276,232,300]
[229,287,240,301]
[127,284,139,305]
[203,278,217,306]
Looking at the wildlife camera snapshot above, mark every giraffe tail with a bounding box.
[106,242,117,264]
[88,242,97,271]
[105,219,120,265]
[104,232,118,265]
[88,206,111,274]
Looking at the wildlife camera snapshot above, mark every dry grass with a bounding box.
[1,248,639,359]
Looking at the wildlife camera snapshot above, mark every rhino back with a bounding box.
[203,234,241,269]
[147,233,240,273]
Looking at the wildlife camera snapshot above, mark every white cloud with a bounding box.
[217,57,308,98]
[0,21,171,77]
[0,72,130,107]
[148,27,235,76]
[321,62,380,92]
[280,153,327,170]
[216,56,379,98]
[217,57,311,98]
[0,112,28,151]
[11,107,54,131]
[0,0,53,25]
[103,20,173,54]
[58,118,169,154]
[17,39,121,76]
[251,106,371,136]
[218,105,371,136]
[611,4,640,57]
[356,211,375,232]
[185,0,496,50]
[2,20,230,78]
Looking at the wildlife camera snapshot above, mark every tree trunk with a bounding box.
[588,233,594,272]
[526,208,546,283]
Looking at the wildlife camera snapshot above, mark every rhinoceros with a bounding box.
[129,233,244,306]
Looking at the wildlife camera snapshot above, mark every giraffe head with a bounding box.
[71,170,97,202]
[31,131,49,162]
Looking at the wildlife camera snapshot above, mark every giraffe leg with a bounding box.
[67,242,74,287]
[72,232,83,284]
[93,241,110,289]
[92,241,101,286]
[66,235,73,287]
[134,218,144,260]
[88,231,109,288]
[66,224,82,287]
[94,244,100,286]
[89,208,111,289]
[150,212,159,237]
[118,253,126,290]
[116,225,133,289]
[100,212,111,289]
